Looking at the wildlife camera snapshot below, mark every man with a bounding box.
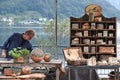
[1,29,35,60]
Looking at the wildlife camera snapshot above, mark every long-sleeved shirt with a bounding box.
[1,33,32,59]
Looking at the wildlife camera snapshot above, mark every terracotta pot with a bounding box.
[44,54,51,62]
[22,67,31,75]
[14,56,29,63]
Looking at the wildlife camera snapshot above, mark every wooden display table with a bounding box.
[0,59,62,80]
[0,73,45,80]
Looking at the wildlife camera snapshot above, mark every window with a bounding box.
[0,0,120,65]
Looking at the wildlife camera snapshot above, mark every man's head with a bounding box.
[23,29,36,40]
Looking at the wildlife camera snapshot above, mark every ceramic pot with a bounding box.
[22,67,31,75]
[44,54,51,62]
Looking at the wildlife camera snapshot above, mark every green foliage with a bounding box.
[9,47,30,58]
[35,18,69,54]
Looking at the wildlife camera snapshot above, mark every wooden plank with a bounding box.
[0,73,45,79]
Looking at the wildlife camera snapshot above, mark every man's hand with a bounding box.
[2,49,6,58]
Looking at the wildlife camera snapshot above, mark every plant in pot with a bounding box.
[9,47,30,63]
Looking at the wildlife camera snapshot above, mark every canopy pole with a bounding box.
[54,0,58,59]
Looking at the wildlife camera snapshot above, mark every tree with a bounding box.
[35,18,70,56]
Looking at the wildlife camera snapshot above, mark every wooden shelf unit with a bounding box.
[70,14,116,61]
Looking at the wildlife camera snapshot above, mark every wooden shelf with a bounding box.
[70,5,116,61]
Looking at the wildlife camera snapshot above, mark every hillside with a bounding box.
[0,0,120,20]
